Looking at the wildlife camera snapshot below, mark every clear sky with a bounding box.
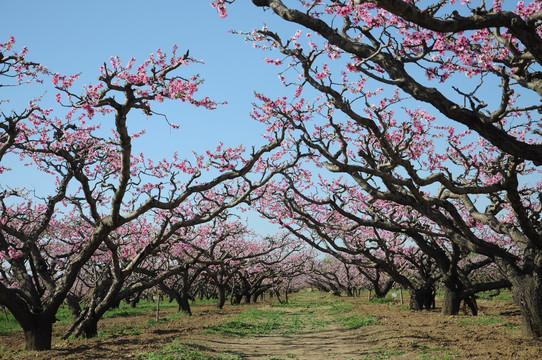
[2,1,294,151]
[3,2,539,236]
[1,1,298,235]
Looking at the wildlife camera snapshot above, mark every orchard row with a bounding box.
[2,0,542,351]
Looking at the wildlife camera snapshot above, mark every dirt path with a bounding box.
[182,325,367,359]
[2,291,542,359]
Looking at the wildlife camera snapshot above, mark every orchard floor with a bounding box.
[2,291,542,360]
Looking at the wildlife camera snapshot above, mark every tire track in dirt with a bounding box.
[180,325,374,359]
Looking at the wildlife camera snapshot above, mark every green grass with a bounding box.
[360,345,407,359]
[0,310,20,335]
[203,308,285,336]
[0,299,177,335]
[417,346,459,360]
[270,294,335,309]
[190,298,219,306]
[103,300,177,319]
[98,324,143,338]
[327,302,355,314]
[335,314,380,329]
[369,297,397,304]
[0,305,76,335]
[476,289,513,302]
[206,292,379,336]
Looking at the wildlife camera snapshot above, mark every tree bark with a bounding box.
[409,287,435,311]
[217,285,226,309]
[511,275,542,338]
[178,294,192,316]
[23,318,53,351]
[442,288,461,315]
[65,294,82,318]
[83,319,98,338]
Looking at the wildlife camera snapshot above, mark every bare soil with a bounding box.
[2,292,542,359]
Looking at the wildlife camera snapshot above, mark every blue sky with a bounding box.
[1,1,300,235]
[1,1,294,152]
[2,1,540,236]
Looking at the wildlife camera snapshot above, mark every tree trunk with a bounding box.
[274,289,283,304]
[177,270,192,315]
[373,279,394,298]
[409,287,434,311]
[463,296,478,316]
[217,285,226,309]
[65,294,81,318]
[72,308,100,339]
[23,319,53,350]
[511,275,542,338]
[83,319,98,338]
[178,294,192,315]
[442,288,461,315]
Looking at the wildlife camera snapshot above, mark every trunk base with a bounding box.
[24,322,53,351]
[511,276,542,338]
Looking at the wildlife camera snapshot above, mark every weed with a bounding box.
[190,298,219,306]
[165,311,190,321]
[205,304,332,337]
[336,314,380,329]
[476,289,513,302]
[204,308,285,336]
[361,345,407,359]
[146,318,168,326]
[414,345,459,359]
[98,324,142,338]
[327,302,355,314]
[103,300,176,319]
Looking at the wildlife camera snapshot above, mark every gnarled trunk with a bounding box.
[178,271,192,315]
[409,287,435,311]
[66,294,82,318]
[217,285,226,309]
[441,288,461,315]
[23,318,53,351]
[178,293,192,315]
[511,275,542,338]
[83,318,98,338]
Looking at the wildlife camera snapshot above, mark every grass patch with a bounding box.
[204,308,285,336]
[0,305,75,335]
[327,302,355,314]
[98,324,143,338]
[476,289,513,302]
[204,302,333,337]
[0,311,20,335]
[271,294,336,310]
[190,298,219,306]
[165,310,191,321]
[406,344,459,360]
[103,300,176,319]
[360,345,406,359]
[335,314,380,329]
[369,297,396,304]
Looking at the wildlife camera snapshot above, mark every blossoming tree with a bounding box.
[214,0,542,337]
[0,38,299,349]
